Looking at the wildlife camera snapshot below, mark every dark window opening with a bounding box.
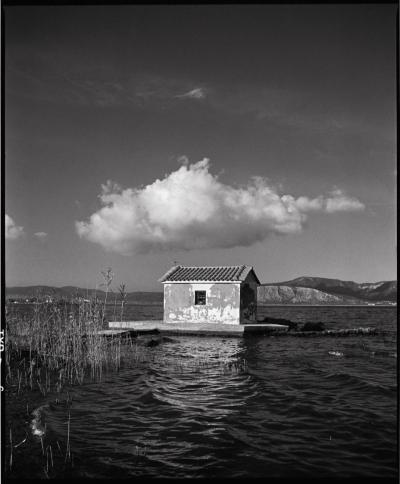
[195,290,206,305]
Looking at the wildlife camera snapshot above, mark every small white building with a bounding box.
[158,265,260,325]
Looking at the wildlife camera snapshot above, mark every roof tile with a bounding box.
[158,265,260,283]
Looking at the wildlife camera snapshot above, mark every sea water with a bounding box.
[12,306,400,478]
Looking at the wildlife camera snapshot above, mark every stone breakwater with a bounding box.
[273,327,380,337]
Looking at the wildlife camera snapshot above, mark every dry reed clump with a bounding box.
[5,297,141,391]
[4,296,145,478]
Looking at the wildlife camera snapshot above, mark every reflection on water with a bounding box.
[149,339,257,419]
[39,308,396,478]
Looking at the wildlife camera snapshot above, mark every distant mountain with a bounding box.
[271,277,397,303]
[6,277,397,306]
[257,285,365,305]
[6,286,163,304]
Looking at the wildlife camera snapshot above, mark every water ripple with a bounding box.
[40,308,397,478]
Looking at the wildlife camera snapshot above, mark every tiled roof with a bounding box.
[158,265,260,283]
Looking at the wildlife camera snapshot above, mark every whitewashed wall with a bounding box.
[163,282,241,324]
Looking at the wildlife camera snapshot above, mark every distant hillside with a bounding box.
[6,276,396,306]
[257,285,365,305]
[6,286,163,304]
[274,277,397,303]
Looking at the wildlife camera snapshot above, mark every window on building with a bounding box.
[195,290,206,305]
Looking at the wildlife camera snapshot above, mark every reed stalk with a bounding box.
[56,440,62,456]
[118,283,127,322]
[65,412,71,463]
[9,428,13,471]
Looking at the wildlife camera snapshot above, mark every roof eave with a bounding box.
[249,268,261,285]
[161,280,244,284]
[158,264,181,283]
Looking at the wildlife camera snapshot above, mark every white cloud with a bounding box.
[177,155,189,166]
[76,159,365,255]
[5,214,25,240]
[324,188,365,213]
[177,88,206,100]
[34,232,48,240]
[282,189,365,214]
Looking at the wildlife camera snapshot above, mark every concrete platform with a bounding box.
[105,322,382,338]
[108,321,289,336]
[95,329,141,337]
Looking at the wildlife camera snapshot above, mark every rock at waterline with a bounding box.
[144,336,178,347]
[261,316,298,331]
[162,336,178,343]
[146,339,161,347]
[301,321,325,332]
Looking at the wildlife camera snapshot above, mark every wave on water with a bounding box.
[29,307,397,478]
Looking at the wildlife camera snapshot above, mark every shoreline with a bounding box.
[258,304,397,307]
[7,302,397,307]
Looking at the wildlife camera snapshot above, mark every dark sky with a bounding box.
[5,5,397,290]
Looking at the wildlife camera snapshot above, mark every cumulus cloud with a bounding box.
[281,189,365,214]
[34,232,48,240]
[5,214,25,240]
[324,189,365,213]
[76,159,365,255]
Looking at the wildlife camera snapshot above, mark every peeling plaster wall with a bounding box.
[163,283,241,324]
